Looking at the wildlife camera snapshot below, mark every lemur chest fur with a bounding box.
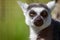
[30,19,60,40]
[37,24,53,40]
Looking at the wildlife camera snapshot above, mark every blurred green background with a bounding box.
[0,0,50,40]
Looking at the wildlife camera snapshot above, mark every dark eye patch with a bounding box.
[40,10,48,18]
[29,10,37,17]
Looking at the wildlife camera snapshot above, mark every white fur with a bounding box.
[29,27,37,40]
[17,1,56,40]
[47,1,56,10]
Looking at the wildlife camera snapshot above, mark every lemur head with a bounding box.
[17,1,56,30]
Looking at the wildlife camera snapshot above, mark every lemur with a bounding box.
[17,0,60,40]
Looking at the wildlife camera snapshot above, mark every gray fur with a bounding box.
[27,3,50,11]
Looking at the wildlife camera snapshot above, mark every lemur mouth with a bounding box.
[34,19,43,27]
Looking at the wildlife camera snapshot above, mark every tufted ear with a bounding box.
[17,1,28,13]
[46,1,56,10]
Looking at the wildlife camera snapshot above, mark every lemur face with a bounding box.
[30,8,49,27]
[26,4,51,27]
[17,1,56,28]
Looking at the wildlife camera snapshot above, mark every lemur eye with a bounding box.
[40,10,48,18]
[29,10,37,17]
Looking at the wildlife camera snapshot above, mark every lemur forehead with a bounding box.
[31,7,45,13]
[27,3,50,11]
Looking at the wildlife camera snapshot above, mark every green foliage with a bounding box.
[25,0,50,4]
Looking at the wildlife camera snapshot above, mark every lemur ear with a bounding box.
[17,1,28,12]
[46,1,56,10]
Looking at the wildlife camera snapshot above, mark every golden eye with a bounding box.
[40,10,48,18]
[29,10,37,17]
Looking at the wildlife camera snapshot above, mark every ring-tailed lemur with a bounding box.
[17,0,60,40]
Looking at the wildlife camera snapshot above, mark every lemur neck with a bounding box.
[29,19,53,40]
[29,19,52,34]
[29,19,54,40]
[29,25,53,40]
[29,24,51,34]
[29,27,37,40]
[29,23,52,35]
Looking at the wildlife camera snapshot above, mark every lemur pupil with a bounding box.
[40,10,48,18]
[29,10,37,17]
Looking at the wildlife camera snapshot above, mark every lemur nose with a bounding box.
[34,16,43,27]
